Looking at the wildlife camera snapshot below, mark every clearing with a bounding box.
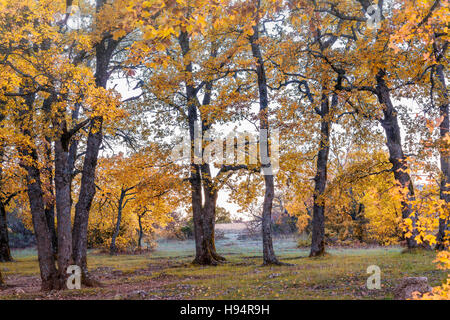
[0,234,446,300]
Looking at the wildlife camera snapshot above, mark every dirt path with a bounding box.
[0,262,188,300]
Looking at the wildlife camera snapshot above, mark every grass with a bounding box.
[155,249,444,300]
[0,243,446,300]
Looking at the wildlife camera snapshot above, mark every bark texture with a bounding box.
[54,131,73,283]
[249,17,280,265]
[310,92,331,257]
[0,202,12,262]
[179,30,224,265]
[110,188,126,255]
[375,70,419,249]
[0,137,13,262]
[72,30,118,284]
[72,117,103,283]
[42,101,58,256]
[435,62,449,250]
[19,94,59,290]
[137,214,144,249]
[201,171,225,263]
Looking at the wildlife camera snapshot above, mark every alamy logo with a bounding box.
[366,265,381,290]
[170,122,279,175]
[66,5,82,30]
[66,265,81,290]
[366,5,381,30]
[54,5,83,30]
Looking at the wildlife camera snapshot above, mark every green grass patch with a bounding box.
[1,246,445,300]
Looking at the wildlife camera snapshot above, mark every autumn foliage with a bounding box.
[0,0,448,298]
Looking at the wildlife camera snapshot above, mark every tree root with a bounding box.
[262,260,293,266]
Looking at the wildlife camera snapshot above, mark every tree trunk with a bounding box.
[375,70,419,249]
[188,136,220,265]
[187,95,215,265]
[189,168,219,265]
[72,31,118,284]
[199,69,225,263]
[0,202,12,262]
[137,214,143,249]
[54,134,73,284]
[42,99,58,257]
[20,149,58,290]
[435,63,449,250]
[27,209,57,291]
[0,138,13,263]
[42,146,58,257]
[72,117,103,284]
[178,30,220,265]
[110,188,125,255]
[190,165,213,264]
[19,94,59,291]
[249,18,280,265]
[44,204,57,257]
[202,180,225,262]
[310,92,331,257]
[261,174,279,264]
[67,103,80,201]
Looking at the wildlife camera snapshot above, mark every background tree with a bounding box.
[91,147,179,255]
[128,0,261,265]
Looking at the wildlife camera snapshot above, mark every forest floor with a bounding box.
[0,237,447,300]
